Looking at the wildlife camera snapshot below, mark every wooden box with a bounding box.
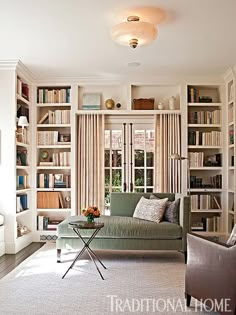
[133,98,155,110]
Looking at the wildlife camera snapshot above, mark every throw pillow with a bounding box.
[150,194,180,224]
[133,197,168,223]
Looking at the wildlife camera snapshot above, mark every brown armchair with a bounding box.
[185,233,236,315]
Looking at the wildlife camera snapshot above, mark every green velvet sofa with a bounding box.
[56,193,190,262]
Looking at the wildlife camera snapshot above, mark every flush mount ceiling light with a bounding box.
[111,15,157,49]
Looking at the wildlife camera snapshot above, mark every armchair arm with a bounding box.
[186,233,236,314]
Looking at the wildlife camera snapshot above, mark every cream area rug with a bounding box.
[0,244,219,315]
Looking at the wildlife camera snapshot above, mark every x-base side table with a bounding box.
[62,221,106,279]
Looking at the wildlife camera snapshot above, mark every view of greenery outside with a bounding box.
[104,128,155,208]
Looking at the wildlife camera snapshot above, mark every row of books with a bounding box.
[190,175,222,189]
[37,173,71,188]
[39,152,71,167]
[188,131,221,146]
[188,110,221,124]
[189,152,204,167]
[37,216,63,231]
[191,216,221,232]
[188,87,213,103]
[37,132,71,145]
[16,175,28,190]
[37,88,70,104]
[38,110,70,124]
[189,152,221,167]
[17,77,29,101]
[16,127,29,144]
[191,194,221,210]
[37,131,59,145]
[16,194,28,213]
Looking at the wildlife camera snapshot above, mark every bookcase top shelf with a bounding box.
[76,109,181,115]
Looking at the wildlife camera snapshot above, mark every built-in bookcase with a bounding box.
[187,85,224,234]
[35,86,72,239]
[225,72,236,233]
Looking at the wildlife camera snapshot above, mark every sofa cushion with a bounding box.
[110,192,175,217]
[133,197,168,223]
[57,215,182,240]
[150,195,180,224]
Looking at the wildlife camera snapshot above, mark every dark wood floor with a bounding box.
[0,242,45,280]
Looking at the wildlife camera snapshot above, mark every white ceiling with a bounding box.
[0,0,235,79]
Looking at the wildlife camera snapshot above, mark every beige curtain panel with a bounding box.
[155,113,181,193]
[77,114,105,214]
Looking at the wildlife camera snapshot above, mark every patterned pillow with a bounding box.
[133,197,168,223]
[150,194,180,224]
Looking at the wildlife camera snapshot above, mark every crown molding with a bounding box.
[223,67,235,82]
[0,59,19,70]
[0,59,35,82]
[16,60,35,82]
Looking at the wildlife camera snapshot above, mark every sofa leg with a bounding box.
[184,251,187,264]
[57,249,61,263]
[185,293,191,307]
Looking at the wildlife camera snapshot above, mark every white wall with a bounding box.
[0,69,17,249]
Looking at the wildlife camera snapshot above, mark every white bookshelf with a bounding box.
[225,70,236,233]
[35,85,72,239]
[188,84,224,234]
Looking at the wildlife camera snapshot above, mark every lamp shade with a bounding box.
[111,16,157,48]
[18,116,29,128]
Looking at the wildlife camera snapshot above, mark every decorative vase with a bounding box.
[87,216,94,223]
[169,96,176,110]
[158,102,164,110]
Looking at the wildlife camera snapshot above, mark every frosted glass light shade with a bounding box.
[111,19,157,47]
[18,116,29,128]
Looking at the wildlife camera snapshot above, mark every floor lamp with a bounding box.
[169,153,190,197]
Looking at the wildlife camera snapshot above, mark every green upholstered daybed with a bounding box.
[56,193,190,262]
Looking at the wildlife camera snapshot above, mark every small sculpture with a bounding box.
[105,98,115,109]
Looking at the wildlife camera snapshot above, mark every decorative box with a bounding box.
[133,98,155,110]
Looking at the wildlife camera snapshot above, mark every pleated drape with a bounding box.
[77,114,104,214]
[154,114,181,193]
